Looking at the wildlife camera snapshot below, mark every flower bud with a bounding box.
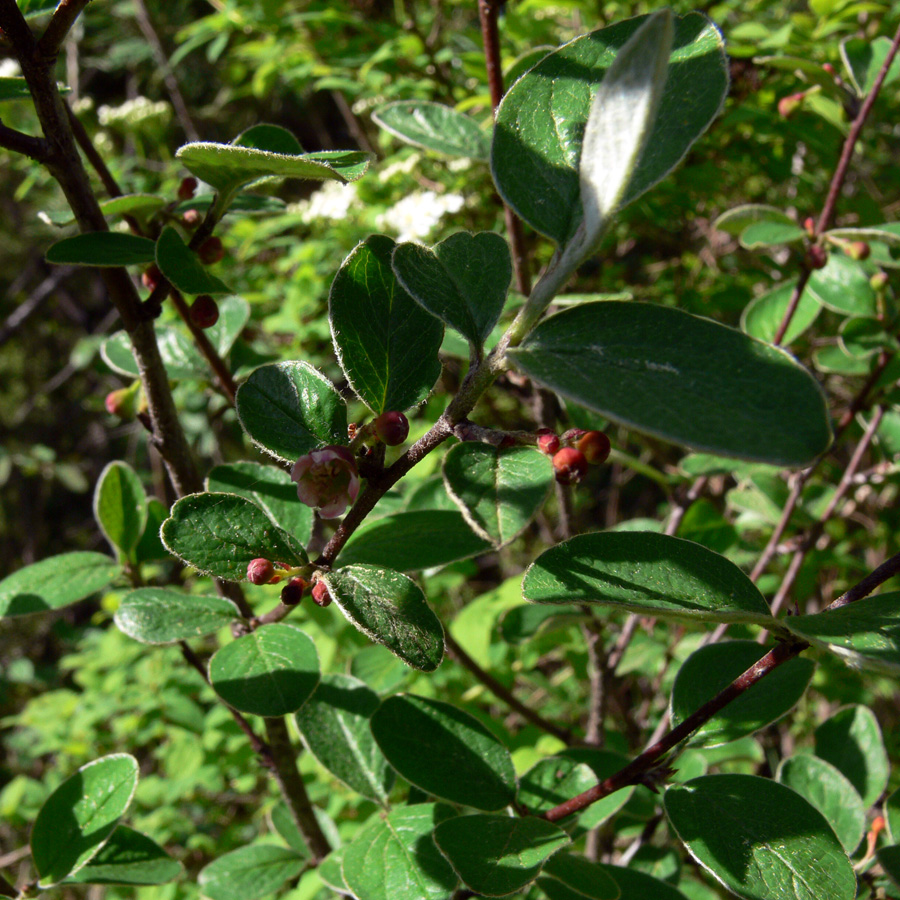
[291,445,360,518]
[536,428,560,455]
[198,236,224,265]
[178,176,198,201]
[142,264,163,292]
[182,208,201,228]
[577,430,611,465]
[822,62,835,76]
[552,447,589,485]
[806,245,828,270]
[870,271,889,292]
[104,384,140,419]
[374,411,409,446]
[189,294,219,329]
[846,241,870,261]
[778,92,805,119]
[311,581,332,608]
[803,217,816,237]
[247,558,276,585]
[281,577,308,606]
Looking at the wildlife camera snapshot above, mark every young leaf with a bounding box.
[209,623,319,717]
[94,461,148,560]
[433,814,570,897]
[372,101,490,160]
[669,640,815,746]
[538,852,620,900]
[295,673,395,804]
[197,844,307,900]
[392,232,511,349]
[31,754,139,887]
[114,587,240,645]
[341,803,459,900]
[664,775,857,900]
[321,565,444,671]
[523,532,773,625]
[155,226,230,295]
[740,279,821,345]
[160,492,307,581]
[442,444,553,547]
[0,551,120,618]
[329,235,444,414]
[235,361,348,463]
[370,694,518,810]
[65,826,183,885]
[507,301,832,467]
[45,232,157,267]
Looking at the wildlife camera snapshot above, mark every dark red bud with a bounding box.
[182,208,201,228]
[198,236,224,265]
[374,411,409,446]
[189,294,219,329]
[822,62,835,76]
[247,558,276,585]
[806,245,828,270]
[311,581,332,608]
[142,264,163,292]
[577,430,611,465]
[281,577,309,606]
[552,447,589,485]
[536,428,560,455]
[178,176,198,201]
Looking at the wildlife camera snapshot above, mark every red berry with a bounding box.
[247,558,275,585]
[823,62,835,76]
[536,428,560,455]
[178,176,198,201]
[806,245,828,270]
[182,208,201,228]
[189,294,219,329]
[198,236,224,265]
[577,430,611,465]
[142,264,163,292]
[374,411,409,446]
[552,447,588,485]
[311,581,332,608]
[281,577,308,606]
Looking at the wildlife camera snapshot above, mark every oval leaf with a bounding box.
[197,844,306,900]
[373,101,490,160]
[523,532,773,625]
[433,814,570,897]
[596,864,689,900]
[714,204,796,236]
[805,252,877,317]
[329,235,444,414]
[102,326,204,380]
[114,587,240,645]
[155,225,230,295]
[235,361,348,463]
[517,757,598,817]
[161,492,307,581]
[321,565,444,671]
[538,852,620,900]
[31,754,139,887]
[94,461,148,559]
[507,301,832,467]
[370,694,517,810]
[45,232,157,267]
[741,279,821,345]
[66,826,182,885]
[739,221,806,248]
[664,775,857,900]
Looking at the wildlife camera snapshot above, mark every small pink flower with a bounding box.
[291,445,360,518]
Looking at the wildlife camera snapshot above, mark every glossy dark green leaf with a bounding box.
[739,221,806,249]
[338,510,491,571]
[160,492,307,581]
[233,123,304,153]
[295,673,395,803]
[330,235,443,413]
[714,204,796,236]
[371,694,517,810]
[805,252,877,317]
[134,497,170,563]
[492,13,727,246]
[508,301,832,466]
[392,232,511,348]
[0,551,120,618]
[537,852,620,900]
[114,587,240,644]
[235,361,348,463]
[207,461,313,545]
[596,864,688,900]
[372,101,490,160]
[558,748,634,831]
[31,754,139,887]
[887,786,900,843]
[670,641,815,746]
[93,461,147,560]
[209,623,319,716]
[664,775,856,900]
[155,226,230,295]
[518,757,597,817]
[321,566,444,671]
[777,755,865,854]
[443,443,553,546]
[839,317,895,359]
[45,232,157,267]
[433,814,570,897]
[197,844,306,900]
[523,532,773,625]
[740,279,820,345]
[66,826,182,885]
[841,36,900,96]
[877,845,900,889]
[341,803,459,900]
[814,705,888,809]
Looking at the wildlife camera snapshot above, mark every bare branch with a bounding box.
[0,119,49,161]
[37,0,92,59]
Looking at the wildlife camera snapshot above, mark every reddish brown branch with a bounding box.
[36,0,92,58]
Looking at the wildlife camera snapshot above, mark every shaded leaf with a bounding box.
[596,864,688,899]
[66,826,182,885]
[740,279,820,345]
[155,226,230,295]
[537,852,620,900]
[714,204,796,236]
[841,36,900,97]
[805,252,877,317]
[46,232,157,267]
[93,461,147,560]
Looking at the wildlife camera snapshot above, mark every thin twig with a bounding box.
[828,549,900,610]
[0,120,48,160]
[36,0,91,59]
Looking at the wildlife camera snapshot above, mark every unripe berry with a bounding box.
[374,411,409,446]
[577,430,611,465]
[198,236,224,265]
[536,428,560,456]
[105,385,139,419]
[247,558,276,585]
[311,581,332,608]
[778,92,804,118]
[552,447,589,485]
[142,264,163,292]
[178,176,198,201]
[870,271,889,292]
[182,208,201,228]
[846,241,870,261]
[806,245,828,270]
[190,294,219,329]
[281,577,309,606]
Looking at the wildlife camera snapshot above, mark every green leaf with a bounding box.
[839,317,895,359]
[160,492,307,581]
[507,301,832,467]
[235,361,348,463]
[499,603,585,643]
[523,532,773,625]
[114,587,240,645]
[740,279,821,345]
[442,444,553,547]
[714,204,796,236]
[517,757,598,816]
[877,845,900,889]
[39,193,165,227]
[739,221,807,249]
[0,551,120,617]
[664,775,856,900]
[66,826,182,885]
[93,461,148,560]
[372,101,490,160]
[0,76,34,101]
[45,232,157,267]
[370,694,517,810]
[433,814,570,897]
[207,461,313,546]
[886,786,900,844]
[814,704,889,809]
[155,226,230,295]
[338,510,492,571]
[209,623,319,717]
[209,295,250,357]
[813,343,871,375]
[341,803,459,900]
[321,566,444,671]
[233,123,304,154]
[670,641,815,746]
[318,849,350,894]
[596,864,689,900]
[777,755,866,854]
[329,235,443,414]
[537,852,620,900]
[783,592,900,674]
[492,13,727,246]
[558,748,634,831]
[392,232,511,349]
[805,252,877,317]
[134,497,170,563]
[31,754,139,887]
[295,674,395,804]
[841,36,900,97]
[197,844,307,900]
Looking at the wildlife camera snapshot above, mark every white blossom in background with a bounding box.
[378,153,421,183]
[376,190,465,242]
[447,158,472,173]
[0,58,21,78]
[97,96,170,127]
[288,181,358,224]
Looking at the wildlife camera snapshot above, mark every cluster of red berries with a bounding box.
[245,558,333,608]
[536,428,611,485]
